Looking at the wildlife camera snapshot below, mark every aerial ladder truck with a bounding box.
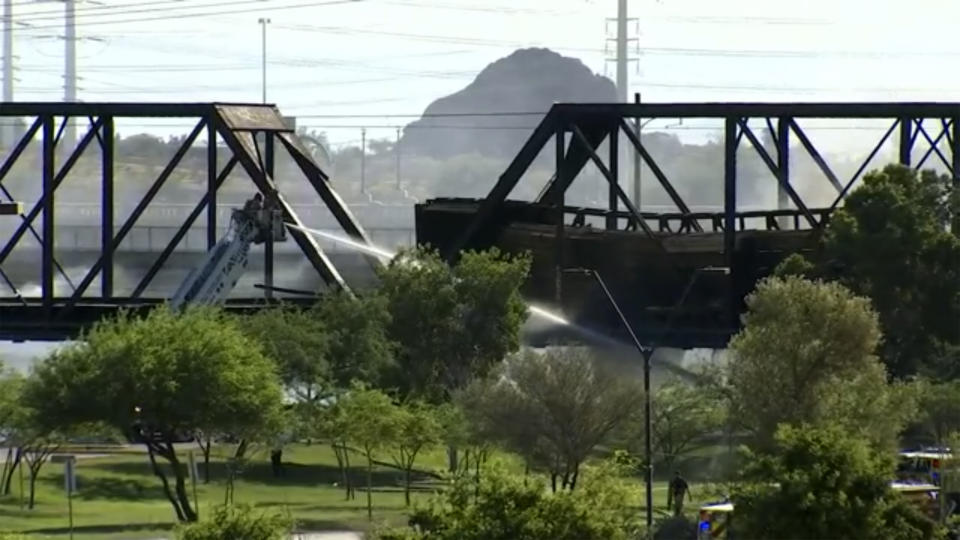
[169,194,286,310]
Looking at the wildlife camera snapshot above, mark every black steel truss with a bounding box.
[445,102,960,259]
[434,102,960,335]
[0,102,376,327]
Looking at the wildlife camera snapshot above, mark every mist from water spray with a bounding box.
[290,225,573,327]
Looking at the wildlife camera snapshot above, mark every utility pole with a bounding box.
[2,0,13,147]
[395,127,401,188]
[360,128,366,193]
[633,92,642,209]
[258,17,270,103]
[64,0,77,146]
[615,0,628,102]
[607,1,638,201]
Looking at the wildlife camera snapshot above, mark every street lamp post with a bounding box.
[258,17,271,104]
[563,267,654,528]
[562,266,729,532]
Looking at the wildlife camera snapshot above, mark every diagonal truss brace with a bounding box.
[570,125,659,241]
[619,118,702,232]
[63,119,207,309]
[213,118,349,292]
[738,119,818,228]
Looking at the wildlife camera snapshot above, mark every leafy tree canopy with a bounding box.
[23,307,285,521]
[732,424,940,540]
[460,347,642,490]
[622,377,725,472]
[378,247,530,401]
[728,276,915,451]
[375,462,644,540]
[806,164,960,378]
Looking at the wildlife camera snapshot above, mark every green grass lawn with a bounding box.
[0,443,717,539]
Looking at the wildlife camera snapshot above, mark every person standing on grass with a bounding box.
[667,471,691,516]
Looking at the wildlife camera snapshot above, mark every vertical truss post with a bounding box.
[555,123,565,305]
[953,117,960,235]
[101,116,114,297]
[42,116,55,310]
[900,117,913,166]
[207,118,218,250]
[607,124,619,230]
[264,131,275,299]
[777,117,790,229]
[724,116,738,327]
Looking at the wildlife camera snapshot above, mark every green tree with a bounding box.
[23,307,284,522]
[0,368,25,496]
[390,401,442,506]
[913,378,960,448]
[341,384,401,519]
[626,377,725,473]
[239,305,330,403]
[462,347,643,491]
[728,276,915,451]
[820,164,960,378]
[310,390,357,501]
[375,463,643,540]
[378,246,530,401]
[732,424,940,540]
[312,290,395,388]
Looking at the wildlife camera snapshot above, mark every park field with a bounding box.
[0,443,709,539]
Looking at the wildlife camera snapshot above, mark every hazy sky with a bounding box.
[10,0,960,147]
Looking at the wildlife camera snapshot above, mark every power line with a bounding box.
[18,0,363,33]
[15,0,321,23]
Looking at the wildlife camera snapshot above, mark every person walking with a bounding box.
[667,471,691,516]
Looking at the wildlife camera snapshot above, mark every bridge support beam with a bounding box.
[607,124,618,230]
[264,132,275,300]
[101,116,114,298]
[777,117,790,230]
[954,117,960,235]
[900,117,914,166]
[723,117,738,328]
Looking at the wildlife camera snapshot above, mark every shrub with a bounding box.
[175,505,293,540]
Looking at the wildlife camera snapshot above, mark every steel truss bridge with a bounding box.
[0,102,381,340]
[1,101,958,345]
[417,102,960,348]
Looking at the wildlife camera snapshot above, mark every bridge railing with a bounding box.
[563,205,834,233]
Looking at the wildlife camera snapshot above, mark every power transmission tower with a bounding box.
[64,0,77,146]
[2,0,13,147]
[606,0,639,102]
[605,1,640,203]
